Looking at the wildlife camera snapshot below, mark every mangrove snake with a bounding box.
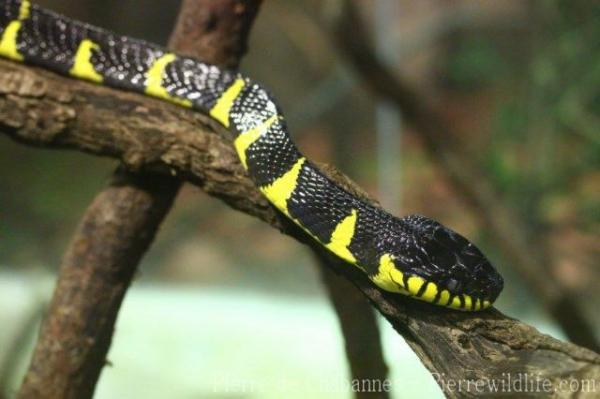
[0,0,503,311]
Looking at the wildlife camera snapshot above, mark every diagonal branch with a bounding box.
[2,56,599,397]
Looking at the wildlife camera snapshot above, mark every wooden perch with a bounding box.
[2,56,600,397]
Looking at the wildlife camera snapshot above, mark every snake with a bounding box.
[0,0,503,311]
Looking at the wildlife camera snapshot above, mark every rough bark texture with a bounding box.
[0,57,272,223]
[14,1,261,398]
[2,57,599,397]
[347,264,600,399]
[169,0,261,64]
[17,169,181,399]
[329,0,600,353]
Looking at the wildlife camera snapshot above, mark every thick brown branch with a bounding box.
[0,57,273,222]
[1,14,599,399]
[170,0,262,67]
[17,169,181,399]
[329,0,599,353]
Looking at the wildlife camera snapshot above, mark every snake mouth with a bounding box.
[439,257,503,299]
[404,273,498,311]
[379,214,504,311]
[427,251,503,311]
[377,257,503,312]
[438,273,502,311]
[375,259,500,311]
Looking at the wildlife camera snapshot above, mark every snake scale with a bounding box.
[0,0,503,311]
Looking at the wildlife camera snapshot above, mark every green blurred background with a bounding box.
[0,0,598,397]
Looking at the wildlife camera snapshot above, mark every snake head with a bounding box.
[376,214,503,310]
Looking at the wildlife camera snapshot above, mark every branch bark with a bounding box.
[17,169,181,399]
[2,57,599,397]
[0,5,599,398]
[328,0,600,353]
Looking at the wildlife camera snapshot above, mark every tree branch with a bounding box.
[317,257,389,399]
[2,57,599,397]
[17,169,181,399]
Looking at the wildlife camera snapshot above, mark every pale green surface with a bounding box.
[0,273,564,399]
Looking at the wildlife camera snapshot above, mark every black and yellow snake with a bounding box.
[0,0,503,311]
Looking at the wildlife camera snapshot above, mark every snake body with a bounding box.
[0,0,503,310]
